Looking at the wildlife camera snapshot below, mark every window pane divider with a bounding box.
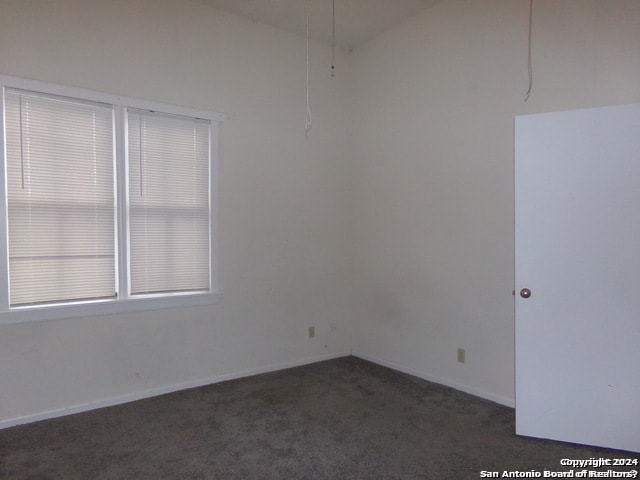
[115,104,129,302]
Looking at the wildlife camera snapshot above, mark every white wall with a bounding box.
[2,0,640,426]
[350,0,640,406]
[0,0,354,425]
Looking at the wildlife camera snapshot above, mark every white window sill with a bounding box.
[0,292,222,325]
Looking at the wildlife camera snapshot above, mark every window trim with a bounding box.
[0,74,223,324]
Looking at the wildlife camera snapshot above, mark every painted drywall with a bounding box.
[350,0,640,406]
[2,0,640,427]
[0,0,354,425]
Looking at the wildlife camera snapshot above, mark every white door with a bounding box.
[515,103,640,453]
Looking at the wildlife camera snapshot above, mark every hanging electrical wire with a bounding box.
[331,0,336,77]
[305,0,312,135]
[524,0,533,102]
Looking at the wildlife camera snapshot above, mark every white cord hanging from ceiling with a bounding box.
[305,0,312,136]
[524,0,534,102]
[331,0,335,78]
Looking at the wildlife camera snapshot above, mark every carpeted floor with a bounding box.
[1,356,638,479]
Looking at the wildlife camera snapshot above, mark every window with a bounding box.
[0,75,223,323]
[4,89,116,307]
[127,110,211,296]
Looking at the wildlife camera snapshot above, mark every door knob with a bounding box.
[520,288,532,299]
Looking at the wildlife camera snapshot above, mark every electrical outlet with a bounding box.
[457,348,466,364]
[308,326,315,338]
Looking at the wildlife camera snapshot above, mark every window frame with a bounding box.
[0,75,223,324]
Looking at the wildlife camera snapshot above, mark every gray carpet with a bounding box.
[1,356,638,479]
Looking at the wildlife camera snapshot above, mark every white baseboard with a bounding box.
[0,351,350,430]
[352,351,515,408]
[1,350,514,430]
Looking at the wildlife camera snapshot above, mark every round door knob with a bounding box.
[520,288,532,299]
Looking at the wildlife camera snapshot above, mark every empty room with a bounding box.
[1,0,639,478]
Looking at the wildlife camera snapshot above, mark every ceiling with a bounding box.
[193,0,444,50]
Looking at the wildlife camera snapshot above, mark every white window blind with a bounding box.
[4,88,116,307]
[127,109,211,296]
[1,75,222,322]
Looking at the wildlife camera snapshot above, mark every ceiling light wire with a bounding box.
[524,0,533,102]
[331,0,335,77]
[305,0,312,135]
